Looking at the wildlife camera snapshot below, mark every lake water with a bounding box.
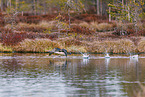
[0,53,144,97]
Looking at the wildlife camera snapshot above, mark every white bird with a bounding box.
[79,51,90,59]
[130,54,138,58]
[105,53,110,58]
[82,53,90,59]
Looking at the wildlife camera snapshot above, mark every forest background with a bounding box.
[0,0,145,54]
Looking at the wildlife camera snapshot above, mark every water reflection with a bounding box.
[0,54,144,97]
[105,58,110,67]
[81,59,89,65]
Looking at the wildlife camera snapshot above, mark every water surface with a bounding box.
[0,53,144,97]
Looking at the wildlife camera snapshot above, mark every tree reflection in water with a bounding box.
[0,54,144,97]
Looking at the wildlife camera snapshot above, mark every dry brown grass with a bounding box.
[66,46,87,53]
[11,37,138,53]
[77,22,114,32]
[85,39,135,53]
[137,38,145,52]
[12,37,88,53]
[96,23,114,31]
[13,39,62,52]
[78,22,90,28]
[55,37,89,52]
[4,21,58,33]
[89,21,98,31]
[56,37,83,47]
[1,35,144,53]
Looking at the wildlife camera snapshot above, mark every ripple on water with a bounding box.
[0,54,144,97]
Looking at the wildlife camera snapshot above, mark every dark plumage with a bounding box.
[49,48,71,57]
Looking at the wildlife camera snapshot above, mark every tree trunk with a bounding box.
[68,8,71,29]
[7,0,11,8]
[0,0,3,11]
[100,0,102,16]
[43,0,47,14]
[126,1,131,22]
[37,0,40,14]
[16,0,19,11]
[109,7,111,22]
[9,0,11,8]
[97,0,100,15]
[122,0,124,8]
[33,0,36,15]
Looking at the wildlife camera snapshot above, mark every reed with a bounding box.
[13,39,61,52]
[78,22,114,32]
[113,39,136,53]
[56,37,83,47]
[38,21,54,28]
[137,38,145,52]
[89,21,98,31]
[85,39,135,53]
[14,21,58,33]
[78,22,89,28]
[55,37,89,53]
[66,46,87,53]
[96,23,113,31]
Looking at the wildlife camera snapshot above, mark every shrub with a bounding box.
[1,32,26,46]
[0,27,13,33]
[1,31,57,46]
[0,17,5,26]
[0,43,12,52]
[138,30,145,36]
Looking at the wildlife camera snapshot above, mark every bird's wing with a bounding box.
[62,49,68,57]
[55,48,61,51]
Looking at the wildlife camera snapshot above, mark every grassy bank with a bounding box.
[0,13,145,54]
[0,37,144,54]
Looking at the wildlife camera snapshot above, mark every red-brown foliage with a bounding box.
[17,26,48,33]
[138,30,145,36]
[1,32,26,46]
[69,26,95,35]
[26,15,42,24]
[16,16,27,23]
[41,14,57,21]
[0,17,5,26]
[74,14,108,23]
[16,14,57,24]
[0,27,13,33]
[1,32,58,46]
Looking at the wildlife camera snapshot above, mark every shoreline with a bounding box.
[0,50,144,55]
[0,36,145,54]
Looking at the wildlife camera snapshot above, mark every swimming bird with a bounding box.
[104,53,110,58]
[129,54,138,58]
[79,51,90,59]
[49,48,71,57]
[82,53,90,59]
